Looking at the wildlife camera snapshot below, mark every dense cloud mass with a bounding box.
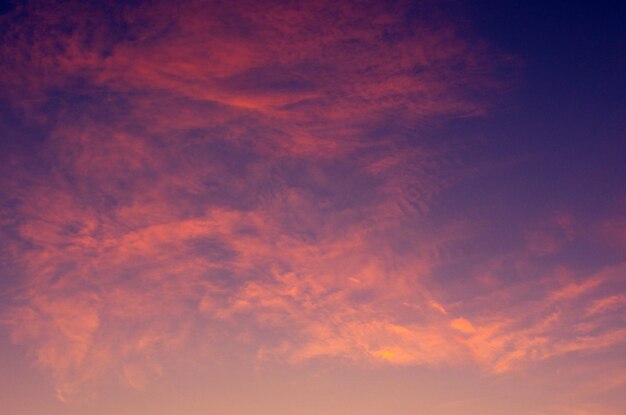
[0,0,624,409]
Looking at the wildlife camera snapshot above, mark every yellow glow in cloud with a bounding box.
[450,318,476,334]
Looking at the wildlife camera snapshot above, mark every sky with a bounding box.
[0,0,624,414]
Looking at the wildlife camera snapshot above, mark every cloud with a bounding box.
[524,212,576,255]
[1,0,623,405]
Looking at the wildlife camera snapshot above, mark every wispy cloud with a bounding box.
[0,0,623,407]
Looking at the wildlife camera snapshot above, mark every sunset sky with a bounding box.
[0,0,625,414]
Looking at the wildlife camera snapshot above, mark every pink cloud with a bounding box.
[0,0,623,408]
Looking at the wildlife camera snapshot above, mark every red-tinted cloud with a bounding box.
[0,0,623,408]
